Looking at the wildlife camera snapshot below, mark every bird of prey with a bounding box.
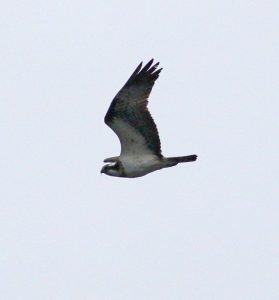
[101,59,197,178]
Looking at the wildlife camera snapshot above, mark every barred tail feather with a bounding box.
[164,154,197,167]
[170,155,197,163]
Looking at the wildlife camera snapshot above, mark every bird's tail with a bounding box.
[164,154,197,167]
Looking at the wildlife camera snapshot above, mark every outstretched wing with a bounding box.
[105,59,163,158]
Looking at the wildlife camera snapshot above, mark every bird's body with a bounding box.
[106,155,162,178]
[101,59,197,178]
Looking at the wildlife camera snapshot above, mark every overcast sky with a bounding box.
[1,1,278,299]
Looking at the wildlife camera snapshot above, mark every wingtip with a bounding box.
[153,61,160,68]
[141,59,161,74]
[124,58,162,86]
[141,59,154,72]
[148,58,160,68]
[137,61,143,69]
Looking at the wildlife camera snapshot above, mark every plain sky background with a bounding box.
[1,1,278,299]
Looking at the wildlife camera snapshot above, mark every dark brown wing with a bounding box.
[105,59,163,157]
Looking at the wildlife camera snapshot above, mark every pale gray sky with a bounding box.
[1,1,278,299]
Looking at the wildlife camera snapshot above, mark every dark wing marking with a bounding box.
[105,59,163,157]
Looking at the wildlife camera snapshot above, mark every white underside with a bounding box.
[120,153,163,177]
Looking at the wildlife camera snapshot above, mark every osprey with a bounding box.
[101,59,197,178]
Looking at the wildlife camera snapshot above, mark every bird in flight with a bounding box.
[101,59,197,178]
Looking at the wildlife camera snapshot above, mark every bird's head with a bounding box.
[101,162,124,177]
